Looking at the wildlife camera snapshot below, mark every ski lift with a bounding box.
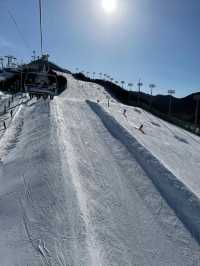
[24,62,58,100]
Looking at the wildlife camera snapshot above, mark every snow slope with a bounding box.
[64,74,200,199]
[0,75,200,265]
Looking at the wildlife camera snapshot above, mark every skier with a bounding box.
[107,96,110,108]
[123,109,127,118]
[10,110,13,118]
[3,121,6,130]
[139,124,145,134]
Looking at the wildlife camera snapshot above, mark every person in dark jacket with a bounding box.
[123,109,127,118]
[139,124,145,134]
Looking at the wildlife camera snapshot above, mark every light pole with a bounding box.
[168,89,175,115]
[149,84,156,107]
[128,83,133,103]
[137,79,143,105]
[194,95,200,125]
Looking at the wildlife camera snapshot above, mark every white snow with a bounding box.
[0,74,200,265]
[64,74,200,199]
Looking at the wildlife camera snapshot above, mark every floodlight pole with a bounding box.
[168,90,175,115]
[137,79,143,106]
[194,95,200,125]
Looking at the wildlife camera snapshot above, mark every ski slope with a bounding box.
[65,74,200,199]
[0,76,200,265]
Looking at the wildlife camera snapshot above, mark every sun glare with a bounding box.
[102,0,117,13]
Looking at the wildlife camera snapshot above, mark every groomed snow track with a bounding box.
[0,75,200,265]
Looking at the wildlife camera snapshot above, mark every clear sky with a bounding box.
[0,0,200,97]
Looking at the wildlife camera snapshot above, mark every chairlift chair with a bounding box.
[24,70,58,100]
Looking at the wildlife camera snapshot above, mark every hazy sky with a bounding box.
[0,0,200,97]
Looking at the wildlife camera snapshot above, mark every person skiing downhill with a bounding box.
[123,109,127,118]
[3,121,6,130]
[139,124,145,134]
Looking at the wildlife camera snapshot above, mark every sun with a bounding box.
[102,0,117,13]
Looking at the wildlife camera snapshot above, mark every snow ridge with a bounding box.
[87,100,200,244]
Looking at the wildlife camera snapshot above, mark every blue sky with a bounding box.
[0,0,200,97]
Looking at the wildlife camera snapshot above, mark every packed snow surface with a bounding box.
[0,74,200,265]
[65,74,200,198]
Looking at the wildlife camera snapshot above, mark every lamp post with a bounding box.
[168,89,175,115]
[128,83,133,103]
[137,79,143,105]
[194,95,200,125]
[149,84,156,107]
